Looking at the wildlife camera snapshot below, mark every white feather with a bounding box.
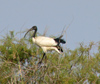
[41,46,61,53]
[32,36,57,47]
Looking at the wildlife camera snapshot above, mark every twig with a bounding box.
[61,16,74,37]
[43,26,49,36]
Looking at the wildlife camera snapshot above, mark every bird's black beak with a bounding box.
[24,26,37,38]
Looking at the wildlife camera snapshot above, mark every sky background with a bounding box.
[0,0,100,50]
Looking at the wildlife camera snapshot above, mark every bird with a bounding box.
[24,26,66,64]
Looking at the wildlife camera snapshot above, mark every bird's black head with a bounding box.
[24,26,37,38]
[32,26,37,31]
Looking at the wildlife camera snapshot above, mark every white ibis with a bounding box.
[24,26,66,64]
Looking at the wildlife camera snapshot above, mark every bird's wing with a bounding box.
[35,36,57,47]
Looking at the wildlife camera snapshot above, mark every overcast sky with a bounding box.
[0,0,100,50]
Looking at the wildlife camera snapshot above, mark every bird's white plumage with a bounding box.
[41,46,61,53]
[32,36,61,53]
[32,36,57,47]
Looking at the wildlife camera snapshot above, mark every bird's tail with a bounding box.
[59,39,66,44]
[54,35,66,44]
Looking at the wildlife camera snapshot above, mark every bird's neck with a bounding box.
[32,37,35,43]
[33,29,37,37]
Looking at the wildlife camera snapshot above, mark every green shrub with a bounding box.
[0,31,100,84]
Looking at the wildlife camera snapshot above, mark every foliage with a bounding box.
[0,31,100,84]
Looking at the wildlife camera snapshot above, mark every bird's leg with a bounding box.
[38,53,46,64]
[45,55,47,63]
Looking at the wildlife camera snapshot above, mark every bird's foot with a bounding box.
[38,61,44,67]
[38,61,46,68]
[38,61,42,65]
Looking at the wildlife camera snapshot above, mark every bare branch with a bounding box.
[43,26,49,36]
[61,16,74,36]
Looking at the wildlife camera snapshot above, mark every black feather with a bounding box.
[54,38,66,44]
[56,45,63,52]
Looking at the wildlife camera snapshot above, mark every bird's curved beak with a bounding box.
[24,26,37,38]
[24,27,34,38]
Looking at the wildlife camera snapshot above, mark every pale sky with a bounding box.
[0,0,100,49]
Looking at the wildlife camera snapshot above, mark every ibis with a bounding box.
[24,26,66,64]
